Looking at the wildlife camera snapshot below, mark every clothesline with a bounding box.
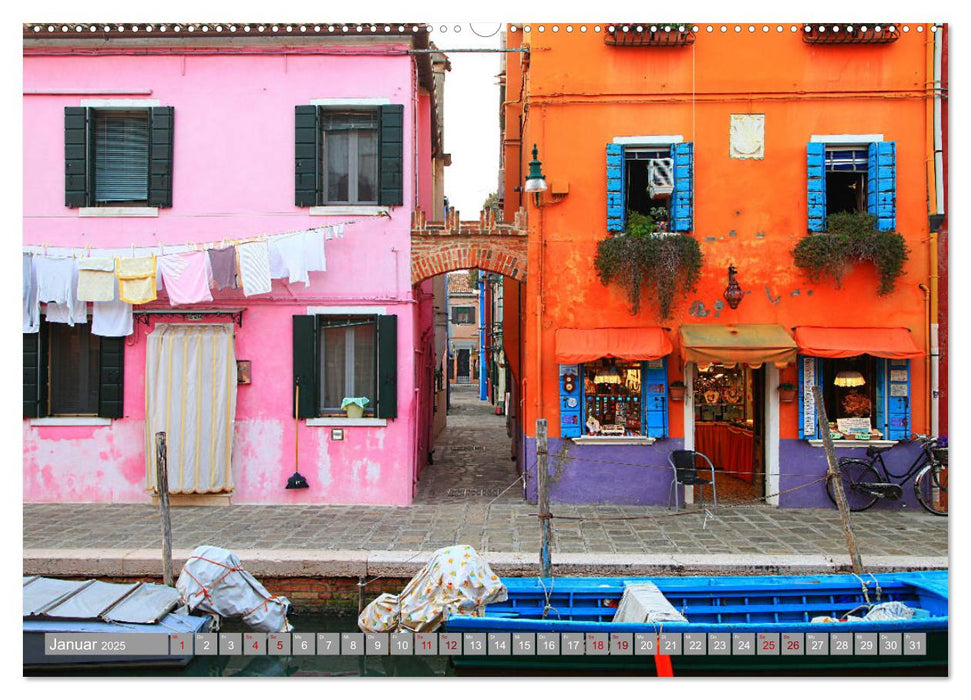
[22,220,357,258]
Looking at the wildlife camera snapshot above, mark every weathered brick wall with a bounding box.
[411,235,527,284]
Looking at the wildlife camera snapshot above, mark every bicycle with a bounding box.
[825,434,948,516]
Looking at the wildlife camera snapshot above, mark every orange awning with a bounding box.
[555,327,673,364]
[680,324,797,368]
[794,326,924,359]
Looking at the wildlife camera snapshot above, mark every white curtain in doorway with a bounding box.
[145,324,237,493]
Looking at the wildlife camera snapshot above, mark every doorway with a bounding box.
[456,348,471,383]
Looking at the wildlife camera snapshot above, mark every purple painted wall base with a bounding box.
[523,437,684,505]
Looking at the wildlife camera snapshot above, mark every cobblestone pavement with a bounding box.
[23,501,947,557]
[413,383,523,504]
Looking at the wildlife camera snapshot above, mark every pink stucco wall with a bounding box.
[23,42,434,505]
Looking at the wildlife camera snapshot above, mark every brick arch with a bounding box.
[411,208,528,285]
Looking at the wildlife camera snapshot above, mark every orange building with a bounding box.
[501,23,946,507]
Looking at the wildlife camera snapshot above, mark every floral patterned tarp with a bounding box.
[358,545,508,633]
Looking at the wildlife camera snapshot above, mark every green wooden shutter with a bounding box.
[98,335,125,419]
[606,143,625,232]
[558,364,582,438]
[643,358,669,438]
[378,104,404,206]
[295,106,320,206]
[292,315,318,418]
[376,314,398,419]
[867,141,896,231]
[148,106,174,207]
[807,142,827,232]
[670,142,694,232]
[23,324,48,418]
[65,106,90,207]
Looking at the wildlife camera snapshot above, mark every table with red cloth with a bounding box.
[694,422,754,483]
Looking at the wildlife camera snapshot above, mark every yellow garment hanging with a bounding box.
[116,256,158,304]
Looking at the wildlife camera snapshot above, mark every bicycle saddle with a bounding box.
[866,444,895,457]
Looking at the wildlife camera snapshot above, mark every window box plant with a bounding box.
[594,209,703,318]
[801,23,899,45]
[792,211,908,295]
[604,23,696,47]
[778,382,797,403]
[669,381,686,401]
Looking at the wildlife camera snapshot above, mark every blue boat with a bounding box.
[444,570,948,674]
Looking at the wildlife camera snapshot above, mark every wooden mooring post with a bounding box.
[155,431,174,587]
[536,419,552,578]
[812,386,864,574]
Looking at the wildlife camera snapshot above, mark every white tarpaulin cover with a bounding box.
[177,545,292,633]
[358,545,507,633]
[612,582,689,623]
[145,324,237,493]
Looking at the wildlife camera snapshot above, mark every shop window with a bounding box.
[606,141,693,232]
[451,306,476,325]
[22,319,125,419]
[558,358,668,438]
[822,355,877,432]
[292,313,398,419]
[693,363,752,425]
[64,106,174,208]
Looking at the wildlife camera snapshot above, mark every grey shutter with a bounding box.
[295,106,320,206]
[65,107,90,207]
[292,315,318,418]
[98,336,125,419]
[148,106,174,207]
[23,325,48,418]
[376,314,398,419]
[378,104,404,206]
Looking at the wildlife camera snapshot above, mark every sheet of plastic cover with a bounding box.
[42,580,141,619]
[176,545,293,632]
[358,545,508,633]
[102,583,182,623]
[612,582,690,623]
[23,577,93,617]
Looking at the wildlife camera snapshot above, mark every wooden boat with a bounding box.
[23,576,215,670]
[444,570,947,674]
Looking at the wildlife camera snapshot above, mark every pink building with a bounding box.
[23,23,447,506]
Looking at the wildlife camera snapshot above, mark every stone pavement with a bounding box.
[413,383,521,504]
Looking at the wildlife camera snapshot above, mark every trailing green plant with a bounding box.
[594,210,703,318]
[792,212,908,295]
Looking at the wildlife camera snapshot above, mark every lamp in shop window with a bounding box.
[723,265,744,309]
[593,361,622,385]
[834,370,866,388]
[523,144,548,207]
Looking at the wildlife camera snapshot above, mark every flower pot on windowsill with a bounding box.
[341,397,369,419]
[669,382,686,401]
[778,384,797,403]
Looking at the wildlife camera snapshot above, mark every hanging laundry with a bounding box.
[236,241,272,296]
[268,232,311,287]
[93,279,133,337]
[34,256,76,305]
[77,258,116,302]
[42,259,87,326]
[305,228,327,273]
[23,253,39,333]
[158,251,213,306]
[116,256,158,305]
[207,246,238,290]
[324,223,345,240]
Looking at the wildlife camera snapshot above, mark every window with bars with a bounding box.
[825,147,869,216]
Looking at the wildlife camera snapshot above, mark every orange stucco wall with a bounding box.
[504,26,937,440]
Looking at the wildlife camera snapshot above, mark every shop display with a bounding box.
[583,359,642,436]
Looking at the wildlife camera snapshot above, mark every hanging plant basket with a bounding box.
[594,210,703,319]
[669,382,686,401]
[792,212,908,295]
[778,384,797,403]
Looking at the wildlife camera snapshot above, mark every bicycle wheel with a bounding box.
[826,460,881,512]
[914,461,948,515]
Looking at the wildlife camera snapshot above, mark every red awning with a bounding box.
[555,327,673,364]
[794,326,924,359]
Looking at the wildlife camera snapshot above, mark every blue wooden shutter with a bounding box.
[378,105,404,206]
[807,142,827,232]
[606,143,625,232]
[64,107,90,207]
[867,141,897,231]
[558,364,582,438]
[148,106,174,208]
[670,142,694,232]
[885,359,911,440]
[292,315,318,418]
[875,358,887,438]
[294,106,320,206]
[643,358,669,438]
[376,314,398,419]
[798,355,823,440]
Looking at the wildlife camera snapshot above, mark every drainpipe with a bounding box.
[930,24,944,437]
[478,271,488,400]
[924,24,941,436]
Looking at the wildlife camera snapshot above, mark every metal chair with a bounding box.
[668,450,718,512]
